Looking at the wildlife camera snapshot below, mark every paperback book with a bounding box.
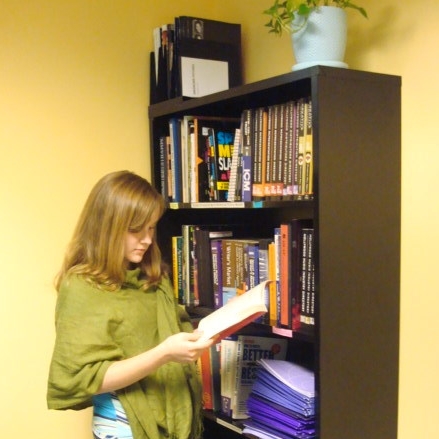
[197,280,272,342]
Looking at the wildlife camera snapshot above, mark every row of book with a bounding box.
[158,97,313,204]
[199,334,289,419]
[150,16,242,104]
[198,335,316,437]
[171,219,315,332]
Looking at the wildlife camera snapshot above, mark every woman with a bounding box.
[47,170,213,439]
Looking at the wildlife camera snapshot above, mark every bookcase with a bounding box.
[148,66,401,439]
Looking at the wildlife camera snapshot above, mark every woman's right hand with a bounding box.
[99,331,213,393]
[160,331,214,363]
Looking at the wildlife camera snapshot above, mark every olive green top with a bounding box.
[47,269,203,439]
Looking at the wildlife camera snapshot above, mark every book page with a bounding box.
[180,56,229,98]
[197,280,271,341]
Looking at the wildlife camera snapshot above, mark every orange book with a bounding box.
[280,223,292,328]
[199,348,213,409]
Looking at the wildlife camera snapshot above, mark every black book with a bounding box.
[174,16,242,98]
[194,227,233,308]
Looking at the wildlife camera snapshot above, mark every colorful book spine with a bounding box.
[220,335,238,416]
[304,98,313,198]
[211,239,223,309]
[241,109,253,202]
[171,235,183,303]
[227,128,242,202]
[209,127,235,201]
[280,223,292,328]
[268,240,277,326]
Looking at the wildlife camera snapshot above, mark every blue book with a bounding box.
[169,117,182,202]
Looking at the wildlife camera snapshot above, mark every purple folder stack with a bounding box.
[242,359,316,439]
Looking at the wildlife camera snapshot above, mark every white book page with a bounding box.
[181,57,229,98]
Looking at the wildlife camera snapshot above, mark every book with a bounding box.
[169,117,182,202]
[268,240,277,326]
[210,239,224,309]
[220,336,238,416]
[174,16,242,98]
[264,105,274,198]
[199,347,213,409]
[296,98,308,198]
[258,238,272,325]
[300,227,315,327]
[165,135,173,200]
[207,125,237,201]
[158,135,168,200]
[292,219,312,330]
[304,99,313,198]
[252,107,268,199]
[150,25,169,104]
[283,100,296,197]
[240,109,254,202]
[180,115,194,203]
[194,228,233,308]
[279,223,292,328]
[270,104,281,197]
[192,117,240,202]
[181,224,196,305]
[210,342,222,411]
[196,280,272,342]
[274,227,281,326]
[246,242,260,290]
[152,17,242,102]
[171,235,183,303]
[227,127,242,202]
[232,335,288,419]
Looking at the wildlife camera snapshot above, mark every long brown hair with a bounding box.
[55,171,167,292]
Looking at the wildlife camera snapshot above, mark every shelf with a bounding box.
[168,199,313,210]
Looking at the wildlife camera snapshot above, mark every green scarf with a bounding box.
[47,270,203,439]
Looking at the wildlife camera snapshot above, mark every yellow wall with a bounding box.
[1,0,437,437]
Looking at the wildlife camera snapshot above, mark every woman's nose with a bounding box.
[140,232,152,244]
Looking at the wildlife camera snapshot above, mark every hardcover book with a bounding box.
[175,16,242,98]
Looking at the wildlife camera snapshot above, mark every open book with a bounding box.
[197,280,271,341]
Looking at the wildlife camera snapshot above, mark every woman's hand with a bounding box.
[160,331,214,363]
[99,331,213,393]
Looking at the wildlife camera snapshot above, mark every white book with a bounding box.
[197,280,271,342]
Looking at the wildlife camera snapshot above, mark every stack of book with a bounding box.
[243,359,316,439]
[150,16,242,103]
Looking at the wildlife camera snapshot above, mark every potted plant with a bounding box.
[264,0,367,70]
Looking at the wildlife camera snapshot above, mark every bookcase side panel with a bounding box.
[314,72,401,439]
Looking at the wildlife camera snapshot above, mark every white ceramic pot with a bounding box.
[291,6,348,71]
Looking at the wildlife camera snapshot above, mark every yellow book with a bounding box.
[268,241,277,326]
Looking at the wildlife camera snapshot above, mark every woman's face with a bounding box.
[123,210,160,266]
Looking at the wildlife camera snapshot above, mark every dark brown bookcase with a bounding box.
[148,66,401,439]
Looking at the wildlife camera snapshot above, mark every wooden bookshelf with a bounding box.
[148,66,401,439]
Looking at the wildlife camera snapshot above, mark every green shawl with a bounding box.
[47,270,203,439]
